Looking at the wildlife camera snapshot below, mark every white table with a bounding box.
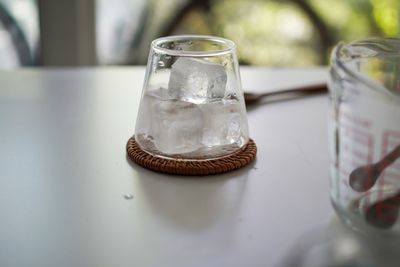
[0,67,332,267]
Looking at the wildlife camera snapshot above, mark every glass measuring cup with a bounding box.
[329,38,400,237]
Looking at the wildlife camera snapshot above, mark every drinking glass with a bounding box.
[134,35,249,160]
[329,38,400,238]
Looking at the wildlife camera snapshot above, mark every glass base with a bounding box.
[135,133,248,161]
[331,197,400,242]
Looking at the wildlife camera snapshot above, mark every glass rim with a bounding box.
[151,35,236,57]
[332,37,400,97]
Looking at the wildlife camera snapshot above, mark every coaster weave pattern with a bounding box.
[126,136,257,176]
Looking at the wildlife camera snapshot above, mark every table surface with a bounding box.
[0,66,332,267]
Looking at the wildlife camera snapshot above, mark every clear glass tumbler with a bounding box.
[329,38,400,238]
[134,35,249,160]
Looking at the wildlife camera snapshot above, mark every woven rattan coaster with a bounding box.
[126,136,257,176]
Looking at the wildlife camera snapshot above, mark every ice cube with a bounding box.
[135,88,166,142]
[200,99,246,147]
[168,58,227,103]
[152,98,204,154]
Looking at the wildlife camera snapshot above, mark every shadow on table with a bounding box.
[126,155,255,231]
[279,215,400,267]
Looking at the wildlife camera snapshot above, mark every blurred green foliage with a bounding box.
[176,0,400,66]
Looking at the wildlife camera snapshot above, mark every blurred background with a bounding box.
[0,0,399,68]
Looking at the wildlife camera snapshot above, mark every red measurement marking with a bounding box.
[338,111,372,129]
[377,130,400,202]
[384,170,400,179]
[340,154,370,170]
[365,136,375,208]
[385,130,400,139]
[392,161,400,168]
[343,132,369,146]
[389,141,400,149]
[341,123,371,146]
[350,159,367,168]
[342,145,369,161]
[340,121,371,137]
[336,111,375,198]
[374,195,400,223]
